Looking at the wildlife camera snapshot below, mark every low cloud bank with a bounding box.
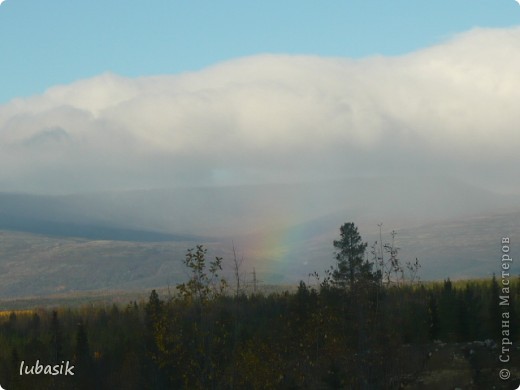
[1,27,519,194]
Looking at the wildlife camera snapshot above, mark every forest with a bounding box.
[0,223,518,389]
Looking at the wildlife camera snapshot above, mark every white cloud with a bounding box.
[1,27,520,194]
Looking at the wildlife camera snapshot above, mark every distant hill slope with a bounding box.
[0,176,519,298]
[0,176,518,239]
[0,211,518,298]
[0,230,201,297]
[232,210,520,284]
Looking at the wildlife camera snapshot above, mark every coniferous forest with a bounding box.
[0,223,518,389]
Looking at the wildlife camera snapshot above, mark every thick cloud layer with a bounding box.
[1,27,519,194]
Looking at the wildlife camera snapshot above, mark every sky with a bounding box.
[1,0,519,103]
[0,1,520,194]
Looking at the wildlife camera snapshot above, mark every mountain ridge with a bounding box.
[0,176,518,297]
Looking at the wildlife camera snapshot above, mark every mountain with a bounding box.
[0,176,518,298]
[1,176,518,237]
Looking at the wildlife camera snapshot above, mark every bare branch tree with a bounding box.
[231,241,245,298]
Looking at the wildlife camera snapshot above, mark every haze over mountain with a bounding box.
[0,176,517,238]
[0,176,518,298]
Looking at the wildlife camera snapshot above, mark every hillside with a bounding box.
[0,176,519,297]
[0,209,518,298]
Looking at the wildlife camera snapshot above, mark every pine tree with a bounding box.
[50,311,63,364]
[75,321,90,362]
[488,274,502,340]
[332,223,378,389]
[332,222,376,289]
[428,293,440,341]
